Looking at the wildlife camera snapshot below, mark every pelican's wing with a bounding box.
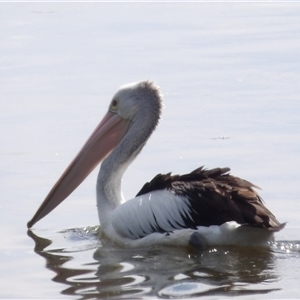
[111,167,284,240]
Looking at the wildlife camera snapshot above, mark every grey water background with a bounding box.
[1,2,300,299]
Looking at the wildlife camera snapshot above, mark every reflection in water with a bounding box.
[28,228,284,299]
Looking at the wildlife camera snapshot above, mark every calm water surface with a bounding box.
[1,2,300,299]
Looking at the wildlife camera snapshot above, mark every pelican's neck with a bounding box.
[96,117,155,227]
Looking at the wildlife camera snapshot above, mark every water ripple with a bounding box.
[270,240,300,256]
[27,228,300,299]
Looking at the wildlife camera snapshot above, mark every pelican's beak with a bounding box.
[27,111,130,228]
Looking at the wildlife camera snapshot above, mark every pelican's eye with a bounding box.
[110,98,119,112]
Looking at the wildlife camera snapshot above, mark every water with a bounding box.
[26,227,300,299]
[1,2,300,299]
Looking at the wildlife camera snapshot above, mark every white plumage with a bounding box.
[111,190,193,239]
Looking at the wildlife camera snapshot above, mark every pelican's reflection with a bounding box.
[28,229,280,299]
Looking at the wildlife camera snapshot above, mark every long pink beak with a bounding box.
[27,111,131,228]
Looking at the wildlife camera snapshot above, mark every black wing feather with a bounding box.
[136,166,284,231]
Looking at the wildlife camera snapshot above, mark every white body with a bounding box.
[100,190,275,248]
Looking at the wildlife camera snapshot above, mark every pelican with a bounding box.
[27,81,284,249]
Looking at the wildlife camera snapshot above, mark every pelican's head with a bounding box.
[110,81,162,125]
